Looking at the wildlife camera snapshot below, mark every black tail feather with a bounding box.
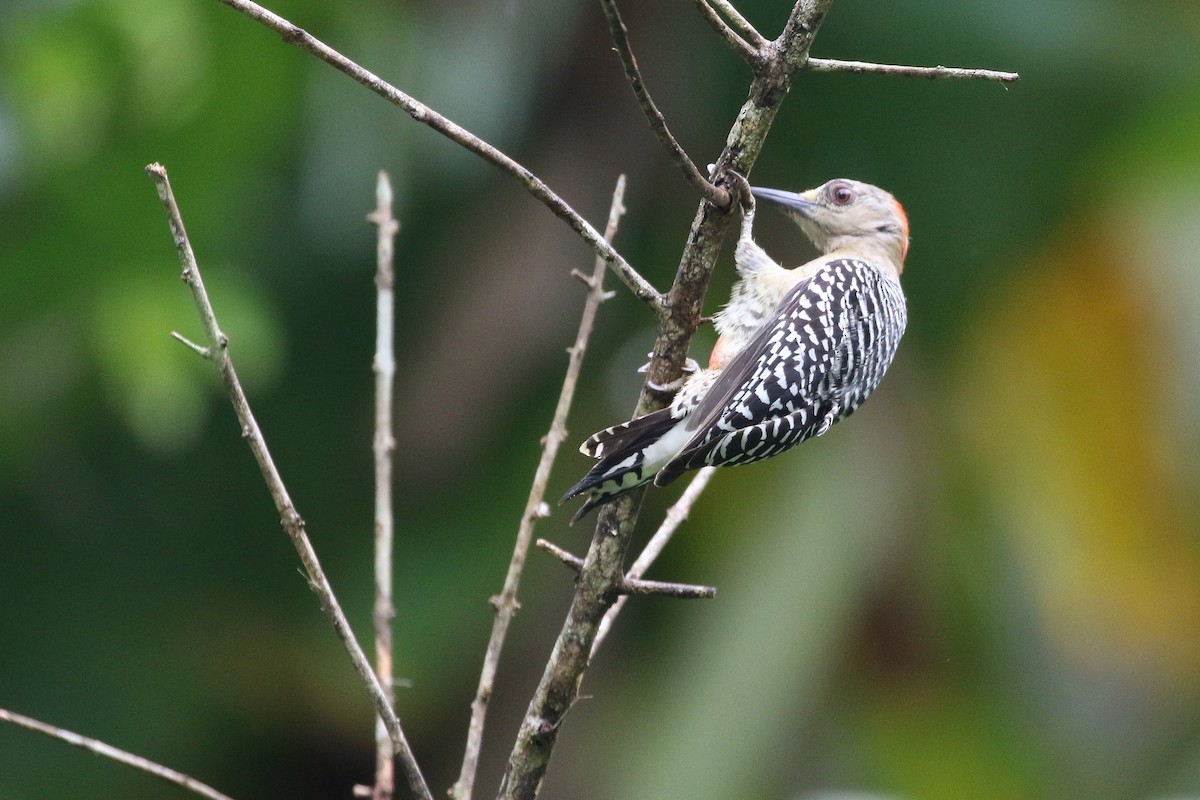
[579,407,676,458]
[561,408,678,523]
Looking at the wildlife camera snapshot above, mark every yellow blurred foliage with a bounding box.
[958,221,1200,688]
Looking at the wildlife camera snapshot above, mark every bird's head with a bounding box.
[751,179,910,272]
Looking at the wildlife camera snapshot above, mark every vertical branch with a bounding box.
[499,4,836,798]
[450,176,627,800]
[368,172,400,800]
[145,163,433,800]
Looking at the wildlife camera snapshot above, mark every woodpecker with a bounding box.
[562,177,909,522]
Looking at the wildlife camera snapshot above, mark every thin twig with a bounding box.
[171,331,212,358]
[619,577,715,599]
[535,538,584,573]
[536,539,715,600]
[211,0,663,314]
[0,707,236,800]
[536,539,714,599]
[449,176,628,800]
[367,171,400,800]
[145,163,433,800]
[707,0,768,47]
[601,0,729,207]
[806,57,1019,83]
[591,466,717,658]
[693,0,761,64]
[700,0,763,51]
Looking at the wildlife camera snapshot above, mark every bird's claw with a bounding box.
[646,375,685,393]
[637,353,699,374]
[724,169,755,216]
[637,354,700,392]
[636,352,653,374]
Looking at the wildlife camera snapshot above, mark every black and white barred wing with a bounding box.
[655,259,906,487]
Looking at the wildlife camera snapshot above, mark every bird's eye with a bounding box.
[828,182,856,206]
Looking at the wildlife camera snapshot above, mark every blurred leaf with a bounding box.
[88,266,284,452]
[956,114,1200,692]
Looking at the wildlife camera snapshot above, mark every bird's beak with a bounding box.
[750,186,819,217]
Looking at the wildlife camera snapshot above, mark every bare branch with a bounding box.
[535,538,584,573]
[170,331,212,358]
[700,0,768,48]
[591,466,717,658]
[601,0,730,207]
[806,57,1019,83]
[0,707,236,800]
[212,0,663,313]
[449,176,628,800]
[619,577,715,599]
[145,163,433,800]
[536,539,715,599]
[693,0,760,64]
[368,171,399,800]
[708,0,768,46]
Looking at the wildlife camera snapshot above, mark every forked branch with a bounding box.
[694,0,767,63]
[145,163,432,800]
[536,538,716,600]
[696,0,1020,86]
[591,466,718,658]
[498,4,840,797]
[705,0,768,47]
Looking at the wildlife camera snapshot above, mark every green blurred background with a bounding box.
[2,1,1199,798]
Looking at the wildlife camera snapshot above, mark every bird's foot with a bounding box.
[637,353,699,392]
[724,169,755,217]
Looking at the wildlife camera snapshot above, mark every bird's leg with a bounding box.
[721,170,775,278]
[733,204,778,278]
